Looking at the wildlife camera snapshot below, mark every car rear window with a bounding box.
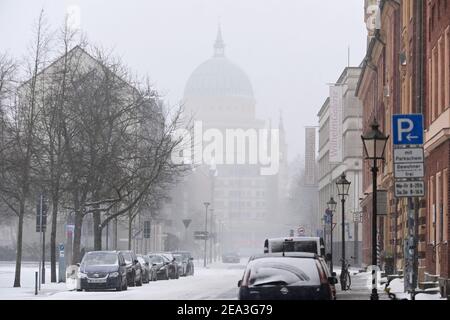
[270,241,318,254]
[245,257,320,287]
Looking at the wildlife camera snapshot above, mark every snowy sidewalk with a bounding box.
[386,278,446,300]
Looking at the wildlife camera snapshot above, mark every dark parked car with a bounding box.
[77,251,128,292]
[173,251,194,276]
[137,254,155,283]
[222,252,240,263]
[148,253,170,280]
[172,253,188,276]
[120,250,143,287]
[159,252,179,279]
[238,253,337,300]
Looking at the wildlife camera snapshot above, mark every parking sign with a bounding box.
[392,114,424,145]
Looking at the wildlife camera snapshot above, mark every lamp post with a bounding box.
[336,172,351,291]
[203,202,210,268]
[361,118,389,301]
[327,197,337,273]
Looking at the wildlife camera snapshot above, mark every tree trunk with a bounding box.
[71,211,83,265]
[13,203,25,287]
[93,210,102,250]
[50,197,58,282]
[128,213,132,250]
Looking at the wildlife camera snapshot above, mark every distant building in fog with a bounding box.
[162,27,289,256]
[317,67,363,267]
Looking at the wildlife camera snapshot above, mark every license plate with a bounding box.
[88,278,106,283]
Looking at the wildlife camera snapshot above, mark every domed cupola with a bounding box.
[184,26,255,100]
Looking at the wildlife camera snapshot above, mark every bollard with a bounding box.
[35,271,38,295]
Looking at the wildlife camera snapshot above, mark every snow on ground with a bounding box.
[0,259,246,300]
[386,277,446,300]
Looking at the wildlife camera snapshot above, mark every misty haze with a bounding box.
[0,0,448,305]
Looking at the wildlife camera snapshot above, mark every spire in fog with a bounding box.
[214,24,225,57]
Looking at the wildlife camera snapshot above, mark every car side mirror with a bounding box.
[152,263,157,267]
[76,263,80,267]
[238,280,242,287]
[328,277,338,285]
[134,259,139,264]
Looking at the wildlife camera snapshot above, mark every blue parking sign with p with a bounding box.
[392,114,424,145]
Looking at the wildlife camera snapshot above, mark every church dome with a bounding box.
[184,27,254,100]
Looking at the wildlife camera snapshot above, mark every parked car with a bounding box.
[148,253,170,280]
[158,252,179,279]
[173,251,195,276]
[239,252,337,300]
[222,252,240,263]
[77,251,128,292]
[119,250,143,287]
[137,254,155,283]
[172,253,188,276]
[263,237,326,257]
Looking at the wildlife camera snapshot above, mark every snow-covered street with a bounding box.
[0,260,245,300]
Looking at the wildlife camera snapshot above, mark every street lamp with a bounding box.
[203,202,210,268]
[361,118,389,301]
[327,197,337,273]
[336,172,351,290]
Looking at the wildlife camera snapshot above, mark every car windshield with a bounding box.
[163,254,173,260]
[82,252,118,266]
[137,257,146,265]
[270,241,318,254]
[122,252,132,263]
[245,258,320,287]
[173,254,183,262]
[149,255,163,264]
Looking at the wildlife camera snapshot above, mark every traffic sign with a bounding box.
[393,148,424,163]
[182,219,192,229]
[394,163,424,178]
[297,226,305,236]
[394,180,425,198]
[194,231,209,240]
[392,114,424,145]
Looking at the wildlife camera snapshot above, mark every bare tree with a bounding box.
[0,10,51,287]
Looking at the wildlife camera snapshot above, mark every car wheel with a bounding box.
[122,276,128,290]
[116,280,122,292]
[129,272,136,287]
[136,274,143,286]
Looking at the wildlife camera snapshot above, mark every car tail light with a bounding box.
[315,260,328,285]
[241,269,251,287]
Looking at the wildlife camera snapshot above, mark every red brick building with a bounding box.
[356,0,401,270]
[423,0,450,295]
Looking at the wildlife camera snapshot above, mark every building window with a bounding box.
[439,37,445,115]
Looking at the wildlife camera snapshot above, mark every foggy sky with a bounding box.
[0,0,366,162]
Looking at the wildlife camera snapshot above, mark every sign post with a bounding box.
[58,243,66,283]
[393,114,424,298]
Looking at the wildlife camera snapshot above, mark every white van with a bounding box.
[263,237,326,257]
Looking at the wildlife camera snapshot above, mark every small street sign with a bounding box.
[394,163,424,179]
[393,148,424,163]
[194,231,209,240]
[182,219,192,229]
[394,180,425,198]
[297,226,305,236]
[393,114,424,145]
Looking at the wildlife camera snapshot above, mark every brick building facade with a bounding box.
[423,0,450,293]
